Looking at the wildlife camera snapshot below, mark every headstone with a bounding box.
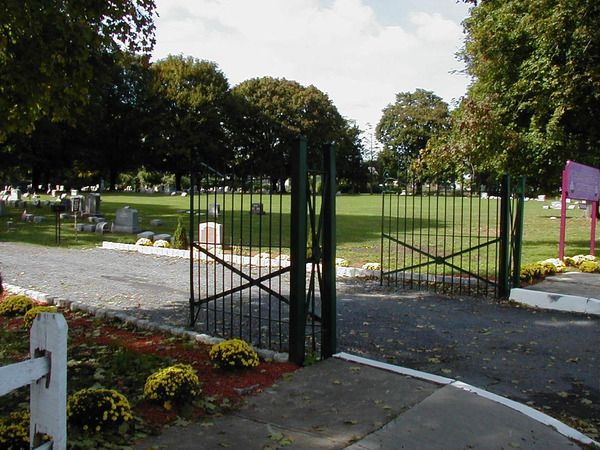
[251,203,264,215]
[112,207,140,233]
[71,195,83,214]
[83,224,96,232]
[95,222,110,233]
[198,222,223,250]
[33,216,47,223]
[137,231,155,240]
[70,189,79,196]
[153,233,172,242]
[9,189,21,201]
[150,219,163,227]
[208,203,221,217]
[59,212,70,220]
[85,193,101,216]
[74,224,85,232]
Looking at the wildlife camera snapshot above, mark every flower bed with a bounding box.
[0,290,297,448]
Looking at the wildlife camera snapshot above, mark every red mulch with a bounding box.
[0,290,298,431]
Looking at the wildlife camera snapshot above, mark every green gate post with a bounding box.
[511,176,526,288]
[321,143,337,358]
[289,137,308,365]
[498,174,512,298]
[189,168,195,327]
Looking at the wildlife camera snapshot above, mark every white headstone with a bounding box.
[9,188,21,201]
[198,222,223,250]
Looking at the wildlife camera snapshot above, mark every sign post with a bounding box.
[559,161,600,259]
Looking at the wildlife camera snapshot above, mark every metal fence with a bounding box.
[188,139,336,365]
[380,175,525,297]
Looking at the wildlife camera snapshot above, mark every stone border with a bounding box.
[100,241,381,278]
[510,288,600,316]
[2,283,288,363]
[334,352,599,448]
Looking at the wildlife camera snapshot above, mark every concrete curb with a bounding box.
[510,287,600,316]
[1,283,289,363]
[334,352,600,448]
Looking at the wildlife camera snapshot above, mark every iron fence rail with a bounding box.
[381,175,525,298]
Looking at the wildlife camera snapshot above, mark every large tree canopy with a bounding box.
[375,89,450,176]
[231,77,348,179]
[0,0,156,142]
[449,0,600,191]
[148,55,231,189]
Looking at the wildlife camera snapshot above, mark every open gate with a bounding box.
[188,138,336,365]
[380,175,525,297]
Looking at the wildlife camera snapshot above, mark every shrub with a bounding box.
[541,262,557,276]
[520,263,544,283]
[135,238,153,246]
[541,258,566,273]
[173,217,188,250]
[335,258,350,267]
[0,294,34,316]
[0,411,29,449]
[143,364,201,407]
[209,339,260,370]
[23,306,58,328]
[579,260,600,273]
[362,262,381,271]
[67,388,132,432]
[566,254,596,267]
[153,239,171,248]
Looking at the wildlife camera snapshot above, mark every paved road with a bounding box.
[1,242,598,440]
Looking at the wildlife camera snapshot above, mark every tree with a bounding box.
[148,55,231,190]
[456,0,600,191]
[0,0,156,142]
[376,89,450,177]
[230,77,347,185]
[415,97,516,185]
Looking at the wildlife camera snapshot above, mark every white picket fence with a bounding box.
[0,313,67,450]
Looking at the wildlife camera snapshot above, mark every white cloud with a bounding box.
[152,0,469,130]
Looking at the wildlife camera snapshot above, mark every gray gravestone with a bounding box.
[153,233,172,242]
[112,207,140,233]
[85,193,101,216]
[208,203,221,217]
[71,195,83,214]
[150,219,163,227]
[95,222,109,233]
[251,202,264,215]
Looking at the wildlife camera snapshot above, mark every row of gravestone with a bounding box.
[204,203,264,217]
[0,193,101,217]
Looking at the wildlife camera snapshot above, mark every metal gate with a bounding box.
[188,138,336,365]
[380,175,525,297]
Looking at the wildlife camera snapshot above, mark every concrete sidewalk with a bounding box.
[135,356,595,450]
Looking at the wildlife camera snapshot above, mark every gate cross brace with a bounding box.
[382,233,499,287]
[191,244,291,307]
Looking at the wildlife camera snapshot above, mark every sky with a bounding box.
[151,0,473,133]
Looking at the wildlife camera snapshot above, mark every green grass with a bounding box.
[0,193,595,266]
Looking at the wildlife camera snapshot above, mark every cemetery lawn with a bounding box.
[0,193,596,266]
[0,291,297,449]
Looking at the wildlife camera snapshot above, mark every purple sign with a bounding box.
[564,161,600,201]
